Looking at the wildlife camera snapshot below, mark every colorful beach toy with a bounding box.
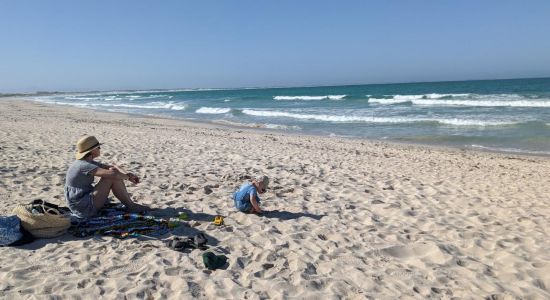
[213,215,224,226]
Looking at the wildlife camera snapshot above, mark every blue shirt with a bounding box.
[232,183,261,212]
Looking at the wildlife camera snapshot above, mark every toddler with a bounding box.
[232,176,269,214]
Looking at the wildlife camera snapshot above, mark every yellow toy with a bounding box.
[213,215,224,226]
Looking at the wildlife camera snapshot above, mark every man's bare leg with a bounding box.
[92,177,115,211]
[94,178,149,212]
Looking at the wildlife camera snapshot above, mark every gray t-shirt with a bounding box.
[64,160,107,201]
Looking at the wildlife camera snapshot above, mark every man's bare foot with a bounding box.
[127,203,151,213]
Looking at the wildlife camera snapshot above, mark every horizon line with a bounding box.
[2,75,549,96]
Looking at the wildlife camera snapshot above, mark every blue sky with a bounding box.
[1,0,549,92]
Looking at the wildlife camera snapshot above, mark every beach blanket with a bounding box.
[69,205,179,239]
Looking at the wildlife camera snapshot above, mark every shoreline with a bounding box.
[14,97,550,159]
[1,97,550,298]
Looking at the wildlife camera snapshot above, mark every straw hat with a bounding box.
[75,135,101,159]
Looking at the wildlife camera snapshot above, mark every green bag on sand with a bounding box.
[202,252,228,270]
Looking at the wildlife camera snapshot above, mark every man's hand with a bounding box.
[127,173,140,184]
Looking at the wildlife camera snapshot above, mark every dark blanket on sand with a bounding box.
[69,205,176,239]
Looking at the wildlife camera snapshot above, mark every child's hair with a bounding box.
[255,175,269,189]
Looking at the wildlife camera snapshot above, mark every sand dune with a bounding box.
[1,99,549,299]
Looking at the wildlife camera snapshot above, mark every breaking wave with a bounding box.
[195,107,231,114]
[273,95,347,101]
[368,93,550,107]
[241,109,515,126]
[35,100,187,110]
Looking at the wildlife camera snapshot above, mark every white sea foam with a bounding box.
[137,94,169,100]
[212,120,258,128]
[211,120,300,130]
[42,100,186,110]
[369,98,410,104]
[264,123,301,130]
[368,94,431,104]
[273,95,346,101]
[425,93,470,99]
[393,95,425,100]
[411,99,550,107]
[54,94,170,102]
[243,109,363,122]
[384,93,469,100]
[52,87,276,98]
[169,104,187,110]
[471,145,550,155]
[136,102,186,110]
[368,93,550,107]
[64,96,98,101]
[42,101,93,107]
[436,119,510,126]
[242,109,514,126]
[195,107,231,114]
[104,96,120,101]
[374,93,521,100]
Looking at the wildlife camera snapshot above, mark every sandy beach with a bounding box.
[1,98,549,299]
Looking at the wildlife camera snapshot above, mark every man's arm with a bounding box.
[98,162,113,169]
[106,165,140,184]
[92,167,130,181]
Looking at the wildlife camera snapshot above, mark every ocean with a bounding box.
[32,77,550,155]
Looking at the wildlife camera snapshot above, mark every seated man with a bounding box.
[64,135,150,218]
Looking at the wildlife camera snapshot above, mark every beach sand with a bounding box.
[1,98,549,299]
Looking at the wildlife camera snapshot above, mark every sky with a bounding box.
[1,0,550,92]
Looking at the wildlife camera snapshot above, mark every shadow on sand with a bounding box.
[261,209,326,221]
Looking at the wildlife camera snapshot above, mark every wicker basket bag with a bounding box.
[13,200,71,238]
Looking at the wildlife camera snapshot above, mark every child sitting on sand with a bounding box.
[232,176,269,214]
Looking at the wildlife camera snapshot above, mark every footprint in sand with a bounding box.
[203,186,213,194]
[345,204,356,210]
[164,267,180,276]
[456,258,468,267]
[77,278,91,289]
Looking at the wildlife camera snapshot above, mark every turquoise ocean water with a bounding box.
[33,77,550,155]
